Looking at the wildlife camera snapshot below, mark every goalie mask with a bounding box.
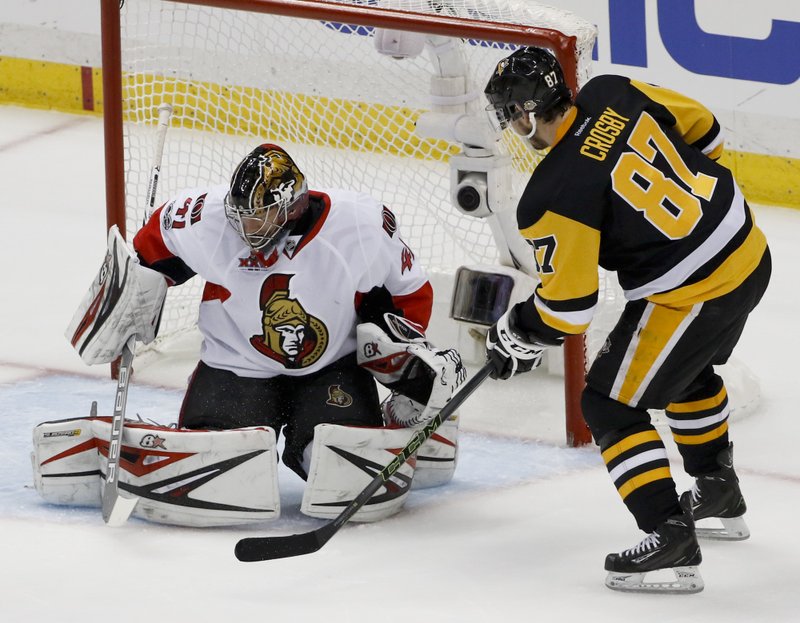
[484,47,571,137]
[225,144,310,253]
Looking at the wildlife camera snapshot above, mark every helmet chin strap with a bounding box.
[522,112,537,139]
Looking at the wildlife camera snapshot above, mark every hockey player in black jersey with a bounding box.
[483,47,770,593]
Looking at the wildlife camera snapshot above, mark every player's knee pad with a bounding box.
[32,417,280,526]
[581,386,650,442]
[301,423,416,522]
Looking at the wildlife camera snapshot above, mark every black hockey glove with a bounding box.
[485,306,547,380]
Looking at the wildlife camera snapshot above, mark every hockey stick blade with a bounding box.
[235,521,339,562]
[234,362,493,562]
[104,492,139,527]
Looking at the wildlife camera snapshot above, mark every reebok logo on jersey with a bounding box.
[573,116,592,137]
[579,107,630,162]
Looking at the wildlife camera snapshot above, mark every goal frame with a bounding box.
[98,0,592,446]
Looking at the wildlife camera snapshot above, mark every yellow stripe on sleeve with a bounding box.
[519,211,600,303]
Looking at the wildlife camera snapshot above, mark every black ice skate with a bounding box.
[605,509,703,594]
[680,442,750,541]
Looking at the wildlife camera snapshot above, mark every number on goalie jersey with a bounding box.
[132,144,457,503]
[483,47,770,593]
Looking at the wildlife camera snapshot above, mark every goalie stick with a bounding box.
[234,362,493,562]
[102,336,139,526]
[103,102,173,526]
[144,103,173,223]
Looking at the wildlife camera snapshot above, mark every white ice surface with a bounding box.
[0,106,798,622]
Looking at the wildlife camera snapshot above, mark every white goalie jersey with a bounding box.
[133,185,433,378]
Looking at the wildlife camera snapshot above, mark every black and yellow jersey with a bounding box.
[514,74,768,342]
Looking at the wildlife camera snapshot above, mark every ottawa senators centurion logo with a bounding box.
[249,274,328,368]
[326,385,353,408]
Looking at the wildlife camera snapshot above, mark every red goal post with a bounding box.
[99,0,597,446]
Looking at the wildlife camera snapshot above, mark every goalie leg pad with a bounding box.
[91,420,281,527]
[32,417,103,507]
[32,416,280,526]
[381,394,460,489]
[413,413,459,489]
[301,423,416,522]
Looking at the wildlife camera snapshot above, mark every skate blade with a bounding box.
[695,516,750,541]
[605,566,704,594]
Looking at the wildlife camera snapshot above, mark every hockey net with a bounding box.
[101,0,759,446]
[108,0,597,325]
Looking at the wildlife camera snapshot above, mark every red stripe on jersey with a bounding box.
[392,281,433,331]
[202,282,232,303]
[289,191,331,257]
[132,206,174,265]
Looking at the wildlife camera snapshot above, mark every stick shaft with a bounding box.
[103,102,172,523]
[102,336,137,524]
[144,103,173,221]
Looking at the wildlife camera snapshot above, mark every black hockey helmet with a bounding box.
[484,47,572,131]
[225,144,309,253]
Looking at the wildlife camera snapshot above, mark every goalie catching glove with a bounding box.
[485,304,558,380]
[357,313,466,427]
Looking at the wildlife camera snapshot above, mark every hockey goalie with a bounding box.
[32,143,466,527]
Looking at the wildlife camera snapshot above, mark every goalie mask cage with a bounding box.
[99,0,601,446]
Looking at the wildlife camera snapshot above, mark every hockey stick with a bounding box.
[102,103,173,526]
[102,336,139,526]
[234,362,493,562]
[144,103,173,223]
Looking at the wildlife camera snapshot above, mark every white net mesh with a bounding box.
[118,0,598,344]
